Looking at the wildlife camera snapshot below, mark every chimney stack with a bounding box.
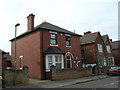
[84,31,91,35]
[27,13,35,31]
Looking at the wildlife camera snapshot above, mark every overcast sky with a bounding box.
[0,0,118,53]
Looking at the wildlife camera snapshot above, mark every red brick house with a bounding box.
[112,40,120,65]
[80,31,114,69]
[102,35,115,66]
[0,50,11,73]
[10,14,82,79]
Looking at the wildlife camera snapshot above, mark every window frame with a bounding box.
[49,31,58,46]
[97,44,103,52]
[50,33,57,45]
[65,36,71,47]
[45,54,64,72]
[20,56,23,69]
[106,45,111,53]
[55,56,62,69]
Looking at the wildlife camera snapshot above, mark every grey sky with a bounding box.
[0,0,118,53]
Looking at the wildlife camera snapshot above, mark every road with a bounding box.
[60,76,119,88]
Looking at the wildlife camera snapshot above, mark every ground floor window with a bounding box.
[103,58,107,66]
[45,54,64,72]
[55,56,62,69]
[108,57,114,66]
[20,56,23,69]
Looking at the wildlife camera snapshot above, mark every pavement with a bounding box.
[7,74,110,88]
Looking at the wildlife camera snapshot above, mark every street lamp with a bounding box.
[14,23,20,86]
[15,23,20,68]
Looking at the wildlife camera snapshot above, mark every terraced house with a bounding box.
[10,14,82,79]
[0,49,11,76]
[80,31,114,69]
[102,35,114,66]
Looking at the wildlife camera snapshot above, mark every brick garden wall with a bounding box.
[4,66,29,86]
[50,66,92,81]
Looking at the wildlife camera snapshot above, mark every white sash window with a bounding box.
[45,54,64,72]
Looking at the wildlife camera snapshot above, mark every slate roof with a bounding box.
[4,54,11,61]
[80,32,99,45]
[112,41,120,50]
[102,35,108,43]
[10,22,81,41]
[35,22,81,36]
[0,50,11,61]
[44,47,65,54]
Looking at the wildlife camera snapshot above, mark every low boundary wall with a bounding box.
[4,66,29,86]
[50,66,92,81]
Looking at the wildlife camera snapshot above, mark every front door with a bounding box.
[66,55,72,68]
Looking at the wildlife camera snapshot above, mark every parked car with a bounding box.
[106,67,120,76]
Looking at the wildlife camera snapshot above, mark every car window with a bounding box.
[111,67,118,69]
[118,67,120,69]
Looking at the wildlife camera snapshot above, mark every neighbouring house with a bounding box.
[0,50,11,72]
[102,35,115,66]
[10,14,82,79]
[80,31,107,68]
[112,40,120,65]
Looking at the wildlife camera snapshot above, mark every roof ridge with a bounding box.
[40,22,75,33]
[81,31,99,37]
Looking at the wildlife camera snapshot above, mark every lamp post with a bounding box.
[14,23,20,86]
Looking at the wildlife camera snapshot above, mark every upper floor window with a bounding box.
[97,44,103,52]
[50,33,57,45]
[106,45,111,53]
[66,36,71,46]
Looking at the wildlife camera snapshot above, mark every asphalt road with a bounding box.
[60,76,119,88]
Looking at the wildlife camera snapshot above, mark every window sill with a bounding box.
[98,51,103,53]
[66,46,71,48]
[46,70,50,72]
[50,44,58,46]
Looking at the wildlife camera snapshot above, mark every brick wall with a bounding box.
[81,34,106,65]
[105,39,113,56]
[4,66,29,86]
[50,66,92,81]
[112,49,119,65]
[11,30,42,79]
[42,30,82,69]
